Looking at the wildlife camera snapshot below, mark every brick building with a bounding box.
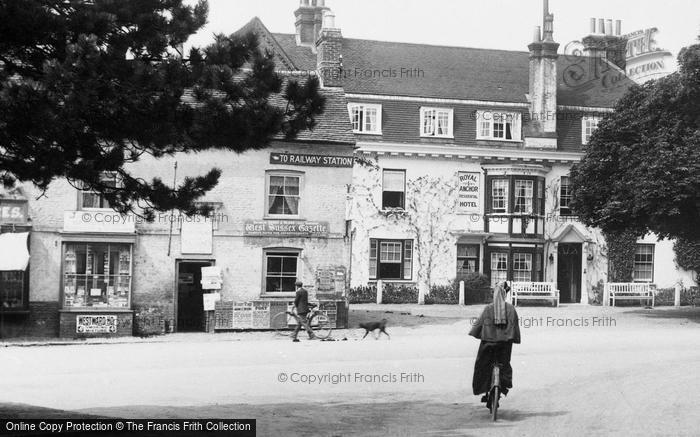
[248,0,693,303]
[2,1,695,338]
[0,80,354,338]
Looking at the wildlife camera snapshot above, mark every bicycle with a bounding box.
[489,363,502,421]
[271,303,333,340]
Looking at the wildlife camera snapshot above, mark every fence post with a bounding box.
[459,281,465,305]
[376,280,383,304]
[674,283,681,307]
[603,283,609,306]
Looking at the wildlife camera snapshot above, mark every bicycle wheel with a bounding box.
[491,386,499,421]
[311,314,332,339]
[272,311,293,337]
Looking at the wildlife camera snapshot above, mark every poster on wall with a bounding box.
[180,218,213,254]
[458,172,480,214]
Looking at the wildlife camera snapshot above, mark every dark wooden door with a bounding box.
[557,244,582,304]
[177,261,211,332]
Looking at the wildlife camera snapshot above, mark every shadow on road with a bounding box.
[349,309,462,329]
[625,307,700,324]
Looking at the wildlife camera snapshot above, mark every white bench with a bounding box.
[604,283,654,307]
[510,282,560,307]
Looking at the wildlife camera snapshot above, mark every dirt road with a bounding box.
[2,305,700,436]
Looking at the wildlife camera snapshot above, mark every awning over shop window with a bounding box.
[0,232,29,271]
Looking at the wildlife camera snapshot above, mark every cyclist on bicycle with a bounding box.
[469,281,521,408]
[292,280,317,342]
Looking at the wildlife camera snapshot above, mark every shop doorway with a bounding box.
[557,244,582,304]
[176,260,213,332]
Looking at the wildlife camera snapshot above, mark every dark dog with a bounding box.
[359,319,390,339]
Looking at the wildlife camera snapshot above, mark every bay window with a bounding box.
[490,253,508,288]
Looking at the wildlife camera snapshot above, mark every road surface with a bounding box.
[2,304,700,436]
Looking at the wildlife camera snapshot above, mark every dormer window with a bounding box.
[420,107,453,138]
[582,116,601,145]
[348,103,382,134]
[476,111,521,141]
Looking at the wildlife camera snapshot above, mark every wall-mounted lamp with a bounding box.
[548,253,554,263]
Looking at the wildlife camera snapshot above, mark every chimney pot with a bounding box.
[590,18,596,34]
[615,20,622,36]
[605,19,613,36]
[533,26,542,43]
[598,18,605,35]
[322,10,335,29]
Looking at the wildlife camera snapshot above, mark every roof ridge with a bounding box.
[271,31,620,61]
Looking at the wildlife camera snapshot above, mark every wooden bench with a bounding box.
[510,282,560,307]
[604,283,654,307]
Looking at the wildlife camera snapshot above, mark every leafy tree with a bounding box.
[0,0,325,218]
[674,238,700,283]
[570,41,700,241]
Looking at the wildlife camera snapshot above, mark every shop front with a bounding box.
[59,210,136,338]
[0,198,32,338]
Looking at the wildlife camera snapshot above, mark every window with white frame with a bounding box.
[559,176,573,216]
[477,111,522,141]
[490,253,508,288]
[382,169,405,209]
[582,116,601,145]
[348,103,382,134]
[79,173,118,210]
[513,253,533,282]
[491,179,509,213]
[633,244,654,283]
[264,250,300,293]
[514,180,534,214]
[369,239,413,280]
[266,172,302,217]
[420,107,454,138]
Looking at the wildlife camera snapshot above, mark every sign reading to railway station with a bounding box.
[270,152,353,168]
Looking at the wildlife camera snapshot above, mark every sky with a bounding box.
[185,0,700,60]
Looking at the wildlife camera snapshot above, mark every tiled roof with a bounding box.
[182,77,354,145]
[270,33,635,108]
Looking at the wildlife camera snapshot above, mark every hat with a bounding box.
[294,280,303,286]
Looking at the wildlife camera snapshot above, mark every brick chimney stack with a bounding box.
[294,0,329,48]
[525,0,559,150]
[316,10,343,87]
[582,17,628,70]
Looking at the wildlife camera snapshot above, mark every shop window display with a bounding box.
[63,243,132,308]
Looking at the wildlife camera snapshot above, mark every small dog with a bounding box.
[359,319,390,340]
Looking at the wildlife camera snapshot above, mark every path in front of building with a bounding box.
[2,304,700,436]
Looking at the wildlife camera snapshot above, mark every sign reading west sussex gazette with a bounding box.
[244,221,329,238]
[457,172,480,213]
[270,152,353,167]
